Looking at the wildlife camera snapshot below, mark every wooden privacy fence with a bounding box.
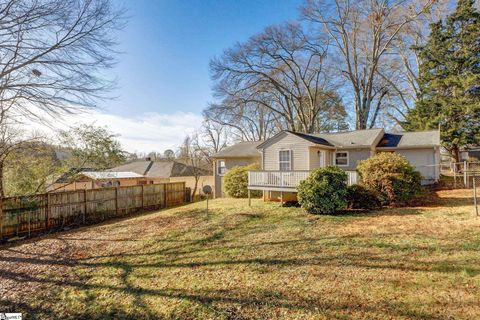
[0,182,186,239]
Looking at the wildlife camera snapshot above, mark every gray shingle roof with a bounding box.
[211,141,263,158]
[377,131,440,148]
[216,129,440,159]
[313,128,384,148]
[109,160,211,178]
[110,161,152,176]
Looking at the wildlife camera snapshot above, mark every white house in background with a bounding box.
[211,128,441,201]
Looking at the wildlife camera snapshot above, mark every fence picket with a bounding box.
[0,182,186,240]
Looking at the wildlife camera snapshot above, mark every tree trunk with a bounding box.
[0,160,4,198]
[191,176,199,202]
[0,160,4,239]
[451,144,462,171]
[356,102,368,130]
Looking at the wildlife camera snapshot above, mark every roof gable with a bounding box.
[287,131,334,147]
[211,141,263,158]
[257,129,384,149]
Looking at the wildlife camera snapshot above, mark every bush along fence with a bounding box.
[0,182,186,241]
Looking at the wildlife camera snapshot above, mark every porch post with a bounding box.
[280,191,284,205]
[248,189,251,207]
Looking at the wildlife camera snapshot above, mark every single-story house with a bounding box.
[48,169,145,192]
[211,141,264,197]
[211,128,440,200]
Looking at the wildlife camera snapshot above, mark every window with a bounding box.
[217,160,226,175]
[335,151,349,166]
[279,150,291,171]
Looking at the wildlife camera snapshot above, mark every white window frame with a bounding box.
[318,150,326,167]
[335,151,349,167]
[279,149,292,171]
[217,160,226,176]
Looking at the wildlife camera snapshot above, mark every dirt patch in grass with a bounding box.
[1,189,479,319]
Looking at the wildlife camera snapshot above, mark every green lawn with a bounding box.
[1,189,480,319]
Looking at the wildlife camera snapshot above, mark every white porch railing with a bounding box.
[248,170,358,190]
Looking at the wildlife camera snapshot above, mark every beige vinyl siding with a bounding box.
[48,177,146,192]
[395,148,438,183]
[262,133,315,171]
[333,148,371,171]
[309,147,333,170]
[169,175,214,195]
[214,156,260,198]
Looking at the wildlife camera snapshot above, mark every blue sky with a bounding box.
[69,0,303,152]
[106,0,302,117]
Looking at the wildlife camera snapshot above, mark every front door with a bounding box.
[319,150,326,167]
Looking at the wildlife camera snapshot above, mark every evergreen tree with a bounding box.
[403,0,480,162]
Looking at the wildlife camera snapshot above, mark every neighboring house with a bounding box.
[49,159,214,195]
[211,141,263,198]
[48,169,145,192]
[109,159,214,196]
[212,129,441,200]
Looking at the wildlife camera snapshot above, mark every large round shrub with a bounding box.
[346,184,381,210]
[297,166,348,214]
[223,164,262,198]
[357,152,421,205]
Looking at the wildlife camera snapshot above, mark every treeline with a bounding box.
[201,0,480,162]
[4,124,127,197]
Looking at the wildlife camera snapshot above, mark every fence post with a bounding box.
[0,197,3,239]
[164,183,167,208]
[464,161,468,187]
[141,184,144,209]
[115,187,119,215]
[474,172,478,217]
[83,189,87,224]
[453,164,457,188]
[45,193,49,230]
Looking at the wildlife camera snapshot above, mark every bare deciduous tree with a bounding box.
[177,135,207,201]
[204,101,280,141]
[0,0,125,121]
[379,0,451,125]
[303,0,434,129]
[0,0,124,228]
[210,22,347,135]
[194,120,229,163]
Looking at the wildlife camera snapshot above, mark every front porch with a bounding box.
[248,170,359,192]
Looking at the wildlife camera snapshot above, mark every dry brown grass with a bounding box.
[1,189,479,319]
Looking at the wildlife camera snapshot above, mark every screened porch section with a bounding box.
[248,170,359,192]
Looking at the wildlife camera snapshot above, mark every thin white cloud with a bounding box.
[22,110,204,153]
